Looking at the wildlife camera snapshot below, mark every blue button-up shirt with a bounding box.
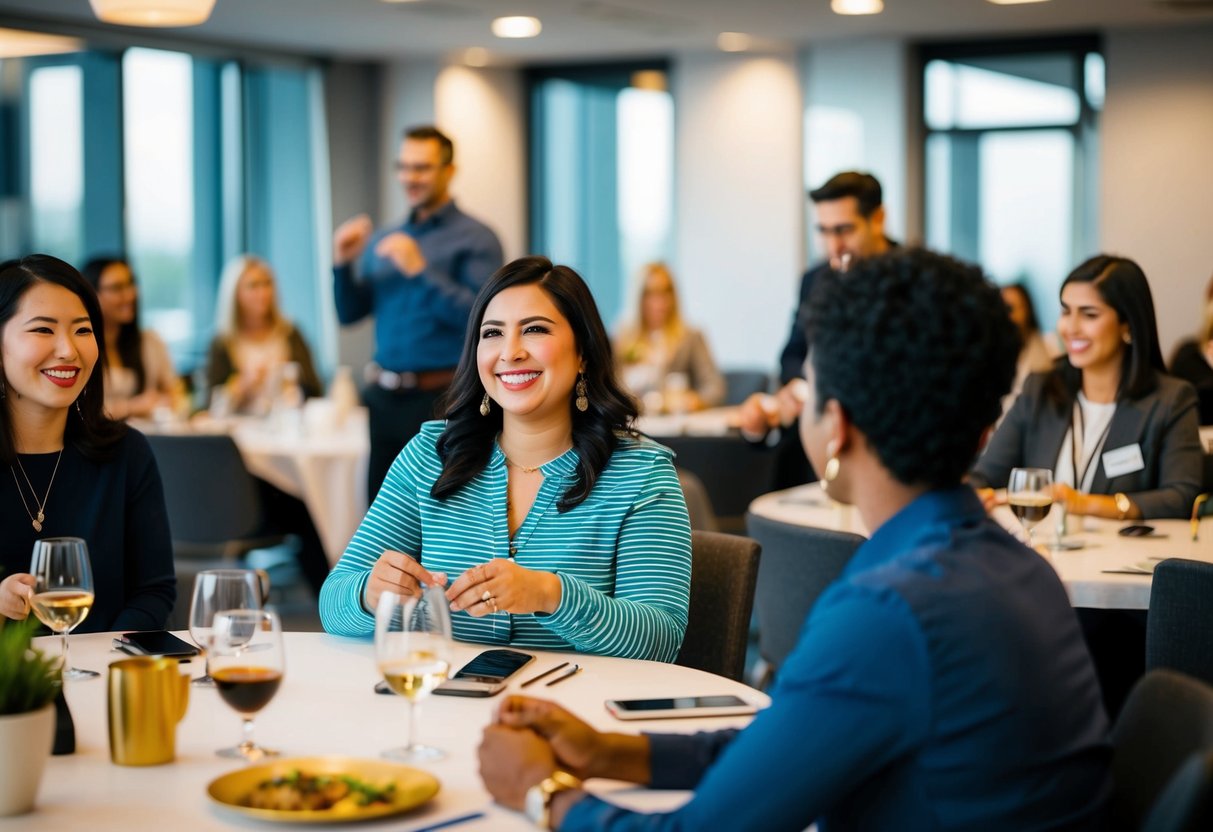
[565,488,1111,831]
[333,200,503,372]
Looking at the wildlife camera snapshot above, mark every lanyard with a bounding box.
[1071,401,1114,493]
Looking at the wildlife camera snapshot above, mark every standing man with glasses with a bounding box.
[332,125,504,500]
[738,171,896,487]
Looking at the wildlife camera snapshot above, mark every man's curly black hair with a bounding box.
[802,247,1021,489]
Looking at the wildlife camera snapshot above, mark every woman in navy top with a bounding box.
[0,255,175,632]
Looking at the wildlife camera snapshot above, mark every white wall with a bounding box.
[672,52,805,371]
[802,39,912,259]
[378,60,438,223]
[1101,24,1213,358]
[435,65,527,261]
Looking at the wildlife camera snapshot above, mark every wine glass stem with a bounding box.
[61,631,70,671]
[407,702,419,752]
[241,717,256,754]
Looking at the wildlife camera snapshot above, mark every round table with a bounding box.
[748,484,1213,610]
[8,632,767,831]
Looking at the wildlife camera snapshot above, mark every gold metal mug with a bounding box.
[107,656,190,766]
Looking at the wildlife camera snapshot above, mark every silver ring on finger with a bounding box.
[481,589,492,602]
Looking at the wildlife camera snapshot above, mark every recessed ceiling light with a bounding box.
[491,16,542,39]
[717,32,752,52]
[986,0,1051,4]
[89,0,216,27]
[463,47,490,67]
[830,0,884,14]
[0,27,83,58]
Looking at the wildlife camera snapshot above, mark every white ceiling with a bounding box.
[0,0,1210,62]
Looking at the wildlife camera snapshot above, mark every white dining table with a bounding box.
[749,484,1213,611]
[7,632,767,831]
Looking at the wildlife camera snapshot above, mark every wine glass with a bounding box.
[29,537,98,680]
[375,586,453,762]
[188,569,267,687]
[1008,467,1054,549]
[210,609,284,761]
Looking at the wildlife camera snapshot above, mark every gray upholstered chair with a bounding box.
[746,512,864,682]
[1111,669,1213,831]
[674,531,761,682]
[677,467,718,532]
[1147,558,1213,687]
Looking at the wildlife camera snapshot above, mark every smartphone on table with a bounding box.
[374,648,535,698]
[605,695,757,720]
[112,630,199,658]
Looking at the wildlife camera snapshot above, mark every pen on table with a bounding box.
[520,661,568,688]
[407,811,486,832]
[545,664,582,687]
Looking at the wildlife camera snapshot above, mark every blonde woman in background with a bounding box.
[206,255,322,414]
[614,263,724,411]
[82,257,185,420]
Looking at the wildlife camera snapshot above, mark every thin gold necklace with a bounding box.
[502,446,572,474]
[11,449,64,532]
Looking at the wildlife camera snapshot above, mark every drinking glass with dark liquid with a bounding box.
[30,537,98,680]
[1008,467,1054,549]
[209,609,284,761]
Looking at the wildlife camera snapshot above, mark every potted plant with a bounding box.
[0,618,62,816]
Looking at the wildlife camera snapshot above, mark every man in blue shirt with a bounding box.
[477,249,1111,831]
[332,125,503,499]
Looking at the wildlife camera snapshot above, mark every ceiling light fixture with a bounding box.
[0,27,84,59]
[830,0,884,14]
[717,32,752,52]
[89,0,216,27]
[986,0,1052,4]
[491,16,542,39]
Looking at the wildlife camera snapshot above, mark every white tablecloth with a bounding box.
[9,632,767,831]
[748,484,1213,610]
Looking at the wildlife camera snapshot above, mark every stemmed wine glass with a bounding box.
[210,609,284,761]
[189,569,267,687]
[1008,467,1054,550]
[375,586,452,762]
[30,537,98,680]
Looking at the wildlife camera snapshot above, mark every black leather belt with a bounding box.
[364,363,457,392]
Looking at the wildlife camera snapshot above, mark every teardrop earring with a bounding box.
[479,393,491,417]
[575,373,588,413]
[820,440,841,493]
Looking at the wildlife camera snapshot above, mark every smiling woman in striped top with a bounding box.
[320,256,691,661]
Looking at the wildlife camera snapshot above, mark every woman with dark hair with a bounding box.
[1001,282,1055,398]
[81,257,183,420]
[320,256,691,661]
[1167,274,1213,425]
[0,255,175,631]
[476,249,1109,829]
[973,255,1202,519]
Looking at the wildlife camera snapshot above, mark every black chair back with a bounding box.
[747,511,864,675]
[1147,558,1213,687]
[661,435,778,532]
[1111,669,1213,831]
[145,433,264,546]
[1141,750,1213,832]
[723,369,771,406]
[675,531,761,682]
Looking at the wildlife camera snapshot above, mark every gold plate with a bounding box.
[207,756,440,823]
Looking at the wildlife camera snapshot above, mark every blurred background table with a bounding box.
[10,631,767,831]
[748,484,1213,611]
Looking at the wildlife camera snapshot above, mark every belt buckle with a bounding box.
[399,372,419,391]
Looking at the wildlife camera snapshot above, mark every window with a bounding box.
[529,64,674,330]
[123,47,195,360]
[28,64,83,264]
[921,38,1102,332]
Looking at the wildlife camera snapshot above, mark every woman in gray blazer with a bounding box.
[972,255,1202,520]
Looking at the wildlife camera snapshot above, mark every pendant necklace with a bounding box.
[10,449,64,532]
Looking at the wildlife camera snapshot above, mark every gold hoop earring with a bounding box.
[479,393,491,416]
[575,373,588,413]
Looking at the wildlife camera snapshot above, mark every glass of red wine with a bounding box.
[1008,467,1054,549]
[209,608,284,761]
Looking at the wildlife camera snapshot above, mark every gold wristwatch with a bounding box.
[525,770,582,829]
[1114,492,1132,520]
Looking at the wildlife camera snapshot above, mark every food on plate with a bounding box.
[242,769,397,811]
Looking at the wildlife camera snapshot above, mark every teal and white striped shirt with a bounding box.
[319,421,691,662]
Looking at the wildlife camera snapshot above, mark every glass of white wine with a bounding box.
[30,537,98,680]
[1008,467,1054,549]
[375,586,452,762]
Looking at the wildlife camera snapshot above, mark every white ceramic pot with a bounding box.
[0,704,55,816]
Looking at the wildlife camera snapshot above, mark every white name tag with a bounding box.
[1102,443,1145,479]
